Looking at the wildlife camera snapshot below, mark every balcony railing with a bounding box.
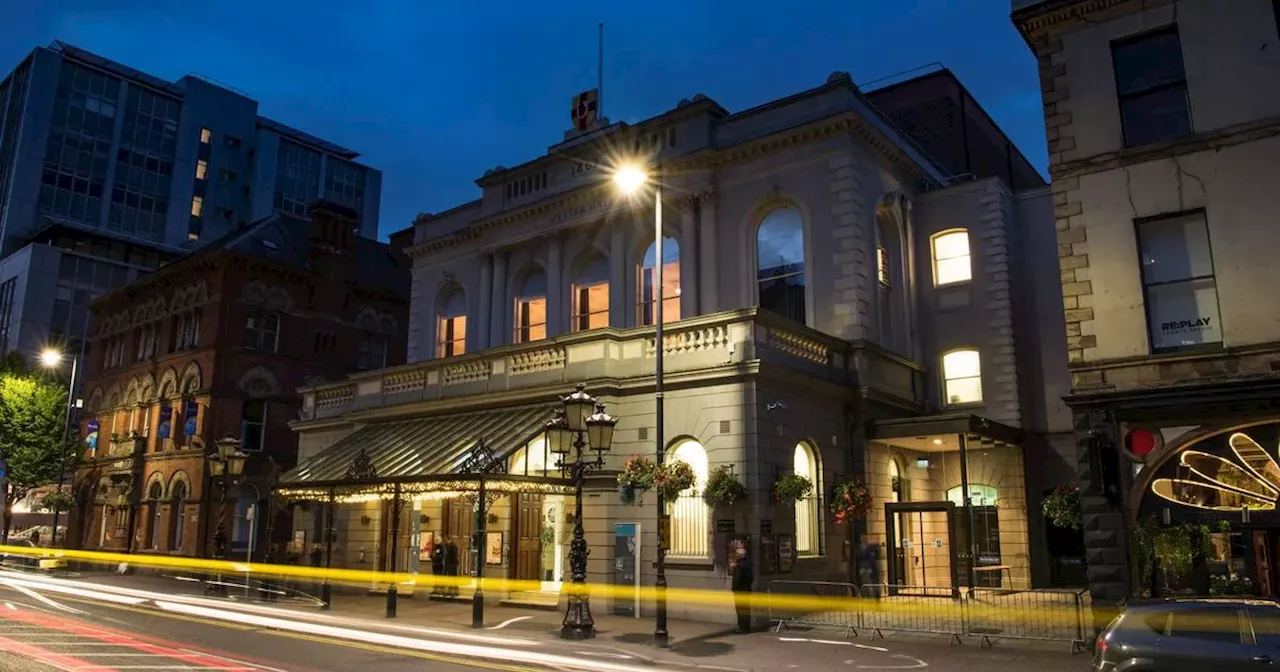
[298,309,925,421]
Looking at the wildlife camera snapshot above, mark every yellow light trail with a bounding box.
[0,544,1105,626]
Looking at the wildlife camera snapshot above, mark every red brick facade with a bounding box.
[70,204,408,557]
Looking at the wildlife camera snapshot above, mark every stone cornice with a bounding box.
[1013,0,1174,43]
[1050,114,1280,181]
[407,112,940,260]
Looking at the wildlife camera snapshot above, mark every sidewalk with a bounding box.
[52,570,1092,671]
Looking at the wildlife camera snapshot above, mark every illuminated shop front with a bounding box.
[1131,420,1280,597]
[277,404,578,602]
[865,415,1032,593]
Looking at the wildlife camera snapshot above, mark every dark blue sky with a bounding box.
[1,1,1045,241]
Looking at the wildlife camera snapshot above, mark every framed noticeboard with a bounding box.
[778,534,796,574]
[613,523,640,617]
[485,531,503,566]
[759,532,777,575]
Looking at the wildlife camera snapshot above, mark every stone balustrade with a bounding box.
[297,309,924,421]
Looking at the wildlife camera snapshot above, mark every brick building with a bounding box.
[69,201,408,557]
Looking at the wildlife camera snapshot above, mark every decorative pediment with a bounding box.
[237,365,282,399]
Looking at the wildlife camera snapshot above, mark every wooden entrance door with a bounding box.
[443,498,474,574]
[513,493,544,583]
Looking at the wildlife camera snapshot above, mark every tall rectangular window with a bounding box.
[437,315,467,358]
[942,349,983,405]
[573,283,609,331]
[931,230,972,286]
[240,400,266,452]
[199,128,212,144]
[190,196,203,217]
[1113,27,1191,148]
[244,312,280,352]
[358,333,389,370]
[1138,211,1222,352]
[515,297,547,343]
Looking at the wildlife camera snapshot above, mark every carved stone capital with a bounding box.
[699,189,719,206]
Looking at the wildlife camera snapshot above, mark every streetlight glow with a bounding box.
[612,165,648,195]
[40,348,62,368]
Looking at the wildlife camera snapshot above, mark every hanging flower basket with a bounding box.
[619,482,642,506]
[702,465,748,507]
[772,474,813,505]
[1042,484,1082,530]
[830,478,872,524]
[654,460,696,502]
[618,456,657,505]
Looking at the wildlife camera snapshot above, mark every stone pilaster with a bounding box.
[476,253,493,352]
[489,250,507,346]
[698,190,719,314]
[545,234,563,337]
[1074,409,1130,629]
[828,151,869,339]
[980,183,1021,427]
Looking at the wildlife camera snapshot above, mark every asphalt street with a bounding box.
[0,573,1094,672]
[0,583,547,672]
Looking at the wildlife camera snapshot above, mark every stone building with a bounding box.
[282,68,1070,623]
[70,201,408,557]
[1013,0,1280,612]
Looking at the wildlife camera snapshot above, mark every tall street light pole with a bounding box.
[613,164,670,648]
[41,348,78,548]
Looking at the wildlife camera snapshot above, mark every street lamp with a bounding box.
[612,163,671,648]
[206,438,247,597]
[548,384,617,641]
[40,347,78,548]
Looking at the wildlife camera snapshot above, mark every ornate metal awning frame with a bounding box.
[274,443,574,504]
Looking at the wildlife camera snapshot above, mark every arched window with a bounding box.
[877,215,902,349]
[946,484,998,507]
[756,207,806,324]
[511,436,551,477]
[888,458,906,503]
[146,481,164,550]
[639,237,680,326]
[572,255,610,331]
[793,442,821,556]
[942,349,983,405]
[668,440,709,558]
[169,480,187,552]
[514,270,548,343]
[436,287,467,358]
[931,229,971,286]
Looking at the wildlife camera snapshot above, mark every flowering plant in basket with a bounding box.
[702,465,748,507]
[830,478,872,523]
[654,460,697,502]
[772,474,813,505]
[618,456,657,506]
[1042,483,1081,530]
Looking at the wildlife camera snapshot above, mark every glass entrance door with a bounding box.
[885,502,960,595]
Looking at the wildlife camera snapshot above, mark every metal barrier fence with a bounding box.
[767,580,859,638]
[858,584,965,643]
[966,587,1088,652]
[767,581,1088,652]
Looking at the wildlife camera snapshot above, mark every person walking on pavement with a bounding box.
[430,536,445,596]
[730,537,754,634]
[444,536,460,597]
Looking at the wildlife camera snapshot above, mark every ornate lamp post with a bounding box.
[206,437,247,597]
[548,384,617,641]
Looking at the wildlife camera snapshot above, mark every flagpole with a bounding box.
[598,22,604,121]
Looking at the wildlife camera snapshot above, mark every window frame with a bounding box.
[941,348,983,406]
[358,332,390,370]
[930,229,972,287]
[1111,26,1192,148]
[668,439,710,559]
[793,441,823,557]
[243,310,280,353]
[755,206,808,325]
[240,399,266,452]
[638,236,681,327]
[1135,209,1223,354]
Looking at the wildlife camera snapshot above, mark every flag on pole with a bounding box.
[571,89,599,132]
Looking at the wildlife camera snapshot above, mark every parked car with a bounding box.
[0,539,65,572]
[1095,598,1280,671]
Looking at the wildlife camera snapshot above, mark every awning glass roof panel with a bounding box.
[280,404,554,485]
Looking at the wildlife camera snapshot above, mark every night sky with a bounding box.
[1,1,1045,241]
